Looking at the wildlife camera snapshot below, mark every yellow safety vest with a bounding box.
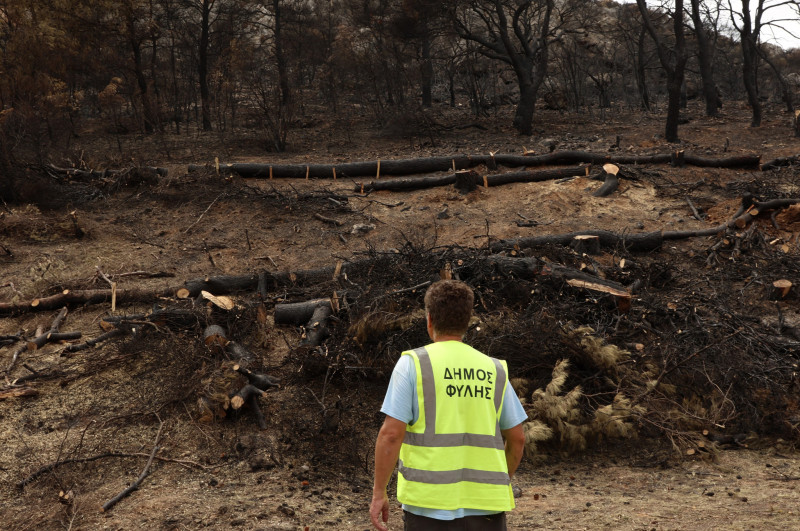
[396,341,514,512]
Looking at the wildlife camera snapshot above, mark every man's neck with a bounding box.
[432,334,462,343]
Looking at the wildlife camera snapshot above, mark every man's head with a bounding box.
[424,280,474,339]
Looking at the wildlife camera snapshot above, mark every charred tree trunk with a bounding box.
[193,152,760,181]
[199,0,212,131]
[356,166,588,193]
[690,0,722,116]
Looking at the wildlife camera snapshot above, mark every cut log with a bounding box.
[62,329,126,354]
[26,331,81,351]
[355,166,588,193]
[491,230,665,254]
[592,164,619,197]
[302,304,333,347]
[230,384,266,410]
[462,255,632,296]
[189,156,474,179]
[769,279,793,300]
[566,279,632,313]
[203,325,228,347]
[274,299,332,326]
[0,287,175,315]
[200,152,762,181]
[571,235,602,255]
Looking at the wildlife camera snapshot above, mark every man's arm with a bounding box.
[501,423,525,478]
[370,415,407,531]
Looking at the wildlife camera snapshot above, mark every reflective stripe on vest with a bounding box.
[397,459,511,485]
[402,346,508,478]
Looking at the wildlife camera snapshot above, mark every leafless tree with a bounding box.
[637,0,688,142]
[688,0,723,116]
[453,0,558,135]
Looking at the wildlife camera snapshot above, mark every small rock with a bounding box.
[513,486,523,498]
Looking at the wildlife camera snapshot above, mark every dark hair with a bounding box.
[424,280,474,337]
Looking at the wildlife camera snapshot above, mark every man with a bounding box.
[370,280,527,530]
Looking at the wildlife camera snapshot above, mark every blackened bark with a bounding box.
[689,0,722,116]
[199,0,212,131]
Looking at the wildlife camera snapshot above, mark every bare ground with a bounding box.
[2,101,800,530]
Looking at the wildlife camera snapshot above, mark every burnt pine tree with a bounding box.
[453,0,555,136]
[688,0,722,116]
[636,0,687,142]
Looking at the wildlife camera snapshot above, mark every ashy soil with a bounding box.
[1,102,800,530]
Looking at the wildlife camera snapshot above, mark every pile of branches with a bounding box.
[4,222,799,462]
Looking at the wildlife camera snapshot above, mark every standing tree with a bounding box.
[636,0,687,142]
[726,0,798,126]
[453,0,557,135]
[688,0,723,116]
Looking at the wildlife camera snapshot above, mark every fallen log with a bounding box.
[275,299,334,347]
[189,156,475,179]
[62,329,126,354]
[355,166,589,193]
[491,230,665,254]
[492,197,800,255]
[230,384,266,410]
[0,287,176,315]
[274,299,332,325]
[190,151,762,181]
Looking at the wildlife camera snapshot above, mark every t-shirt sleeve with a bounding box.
[380,354,416,424]
[499,379,528,430]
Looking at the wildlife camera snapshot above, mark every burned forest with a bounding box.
[2,0,800,528]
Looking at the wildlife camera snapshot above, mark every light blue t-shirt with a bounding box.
[380,345,528,520]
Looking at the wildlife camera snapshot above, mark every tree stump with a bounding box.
[592,164,620,197]
[571,235,602,255]
[454,170,479,194]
